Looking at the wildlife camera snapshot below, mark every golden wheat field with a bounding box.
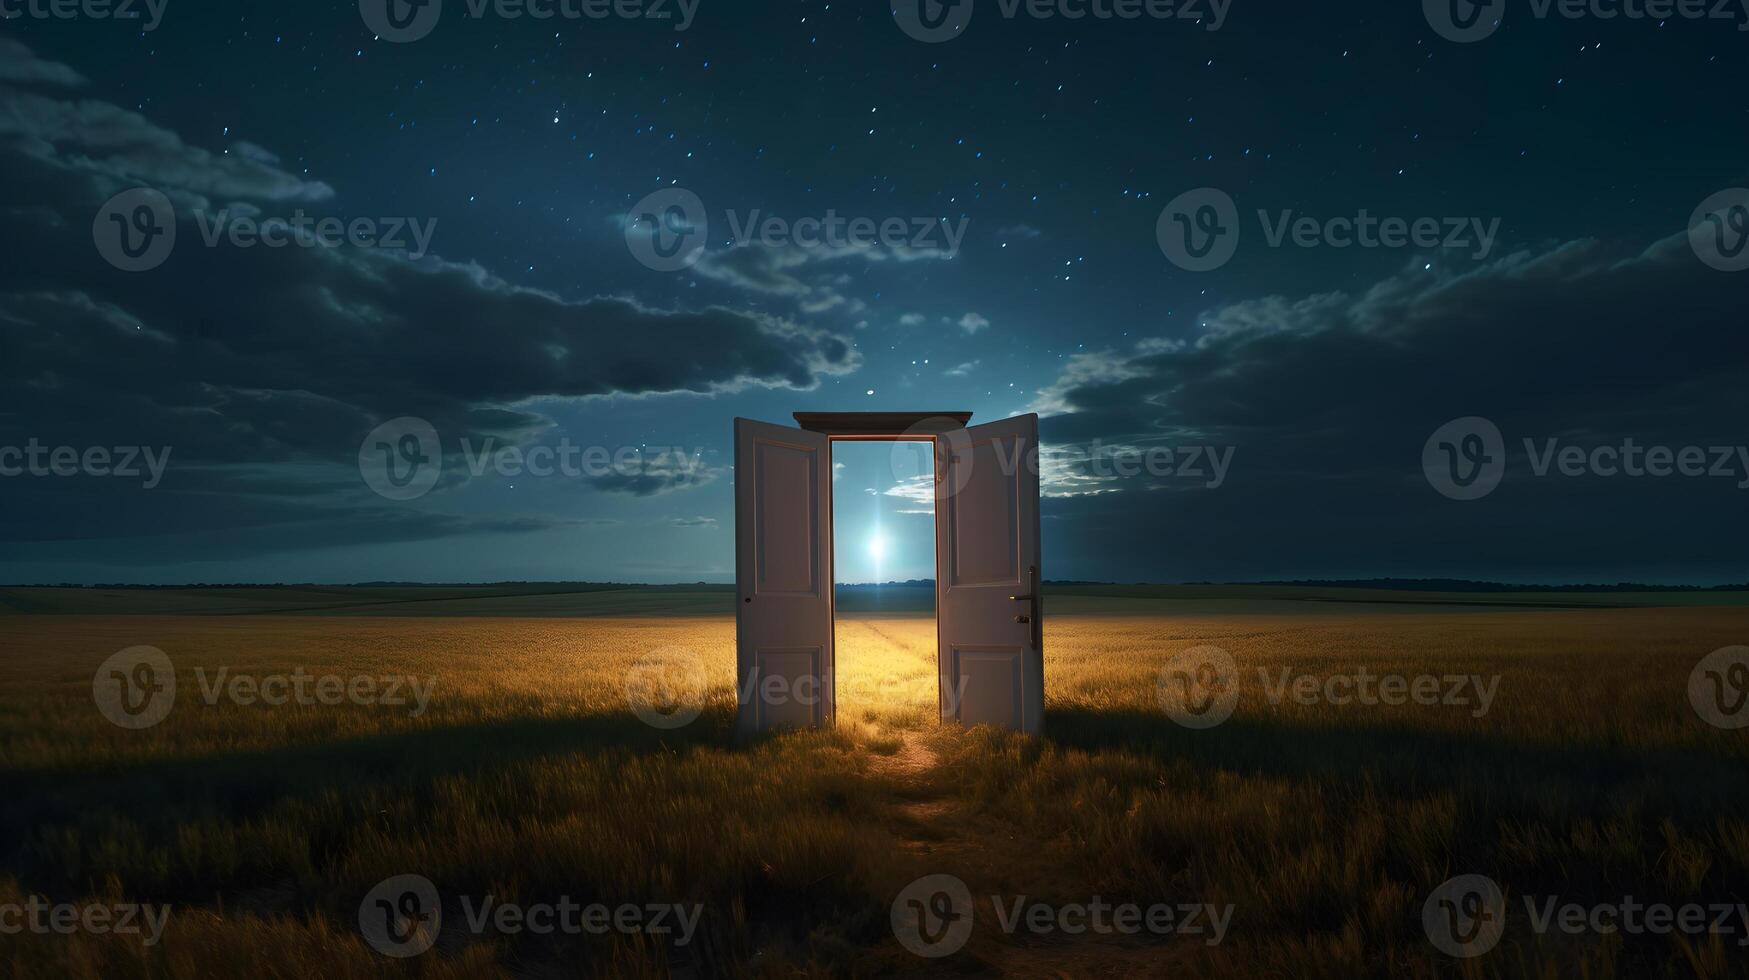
[2,588,1748,978]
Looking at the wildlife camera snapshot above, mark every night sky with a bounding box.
[2,1,1747,585]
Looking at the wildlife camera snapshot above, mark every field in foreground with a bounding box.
[2,589,1747,977]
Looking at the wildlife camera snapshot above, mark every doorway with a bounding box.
[831,439,939,731]
[732,412,1043,737]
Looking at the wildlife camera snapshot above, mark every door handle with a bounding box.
[1009,593,1033,602]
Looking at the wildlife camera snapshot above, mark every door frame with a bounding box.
[792,412,968,723]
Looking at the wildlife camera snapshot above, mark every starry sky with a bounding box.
[2,1,1747,585]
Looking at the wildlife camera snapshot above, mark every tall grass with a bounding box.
[2,606,1746,976]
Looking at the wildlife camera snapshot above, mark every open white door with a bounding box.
[734,418,834,738]
[934,414,1043,733]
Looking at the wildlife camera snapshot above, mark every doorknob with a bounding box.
[1014,615,1030,623]
[1009,593,1033,601]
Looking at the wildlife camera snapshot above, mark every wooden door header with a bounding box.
[792,412,973,438]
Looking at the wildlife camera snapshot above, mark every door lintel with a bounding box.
[792,411,973,438]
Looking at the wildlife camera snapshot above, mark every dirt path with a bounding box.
[859,728,1184,977]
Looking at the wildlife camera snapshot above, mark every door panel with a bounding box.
[935,414,1043,733]
[753,648,825,729]
[735,419,834,737]
[949,647,1025,728]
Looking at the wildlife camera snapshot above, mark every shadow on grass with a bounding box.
[1041,705,1746,819]
[0,706,742,883]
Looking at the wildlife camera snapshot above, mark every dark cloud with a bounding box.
[1033,235,1749,582]
[586,454,721,497]
[0,42,856,563]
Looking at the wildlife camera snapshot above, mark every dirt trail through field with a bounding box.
[830,618,1207,974]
